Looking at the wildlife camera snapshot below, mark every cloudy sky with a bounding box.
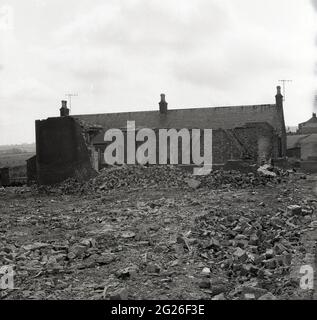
[1,0,317,144]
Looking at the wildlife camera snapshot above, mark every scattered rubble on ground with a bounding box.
[0,165,316,300]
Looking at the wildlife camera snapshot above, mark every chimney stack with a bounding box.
[313,112,316,118]
[275,86,283,108]
[159,93,168,114]
[60,100,70,117]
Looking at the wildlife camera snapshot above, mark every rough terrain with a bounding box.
[0,166,316,300]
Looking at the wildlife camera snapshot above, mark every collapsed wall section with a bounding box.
[35,116,96,185]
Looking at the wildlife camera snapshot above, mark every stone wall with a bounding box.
[301,161,317,173]
[299,127,317,134]
[26,155,37,184]
[0,167,10,186]
[35,117,96,185]
[301,141,317,161]
[94,123,277,168]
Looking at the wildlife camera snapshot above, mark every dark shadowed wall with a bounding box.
[35,117,96,185]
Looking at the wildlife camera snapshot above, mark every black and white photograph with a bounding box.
[0,0,317,314]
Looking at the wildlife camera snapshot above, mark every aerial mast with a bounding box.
[278,80,292,101]
[65,93,78,111]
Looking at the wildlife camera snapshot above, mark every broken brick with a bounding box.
[233,248,248,262]
[287,205,302,216]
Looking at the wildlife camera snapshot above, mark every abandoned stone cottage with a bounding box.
[28,86,287,185]
[286,113,317,173]
[298,112,317,134]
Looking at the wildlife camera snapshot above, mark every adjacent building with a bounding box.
[298,113,317,134]
[286,113,317,173]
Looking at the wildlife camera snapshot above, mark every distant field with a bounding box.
[0,143,35,153]
[0,152,35,167]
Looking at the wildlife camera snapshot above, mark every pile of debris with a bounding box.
[190,199,315,299]
[35,164,292,195]
[35,165,189,195]
[94,165,189,191]
[199,169,284,190]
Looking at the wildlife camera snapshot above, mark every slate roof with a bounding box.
[287,134,317,149]
[299,114,317,127]
[287,135,311,149]
[299,134,317,145]
[72,103,283,137]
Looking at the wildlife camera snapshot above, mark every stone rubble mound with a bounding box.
[36,164,293,195]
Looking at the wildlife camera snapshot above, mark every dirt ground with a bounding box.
[0,171,316,300]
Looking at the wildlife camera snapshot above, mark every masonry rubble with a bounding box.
[35,163,292,196]
[1,165,316,300]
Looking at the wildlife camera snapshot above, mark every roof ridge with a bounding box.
[72,103,276,117]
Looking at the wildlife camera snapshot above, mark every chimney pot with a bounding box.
[61,100,67,108]
[313,112,316,118]
[276,86,281,95]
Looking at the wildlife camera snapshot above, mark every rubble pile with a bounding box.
[35,165,189,195]
[94,165,189,191]
[199,169,285,189]
[190,199,315,299]
[38,165,291,195]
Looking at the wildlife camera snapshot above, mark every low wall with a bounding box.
[0,167,10,186]
[301,161,317,173]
